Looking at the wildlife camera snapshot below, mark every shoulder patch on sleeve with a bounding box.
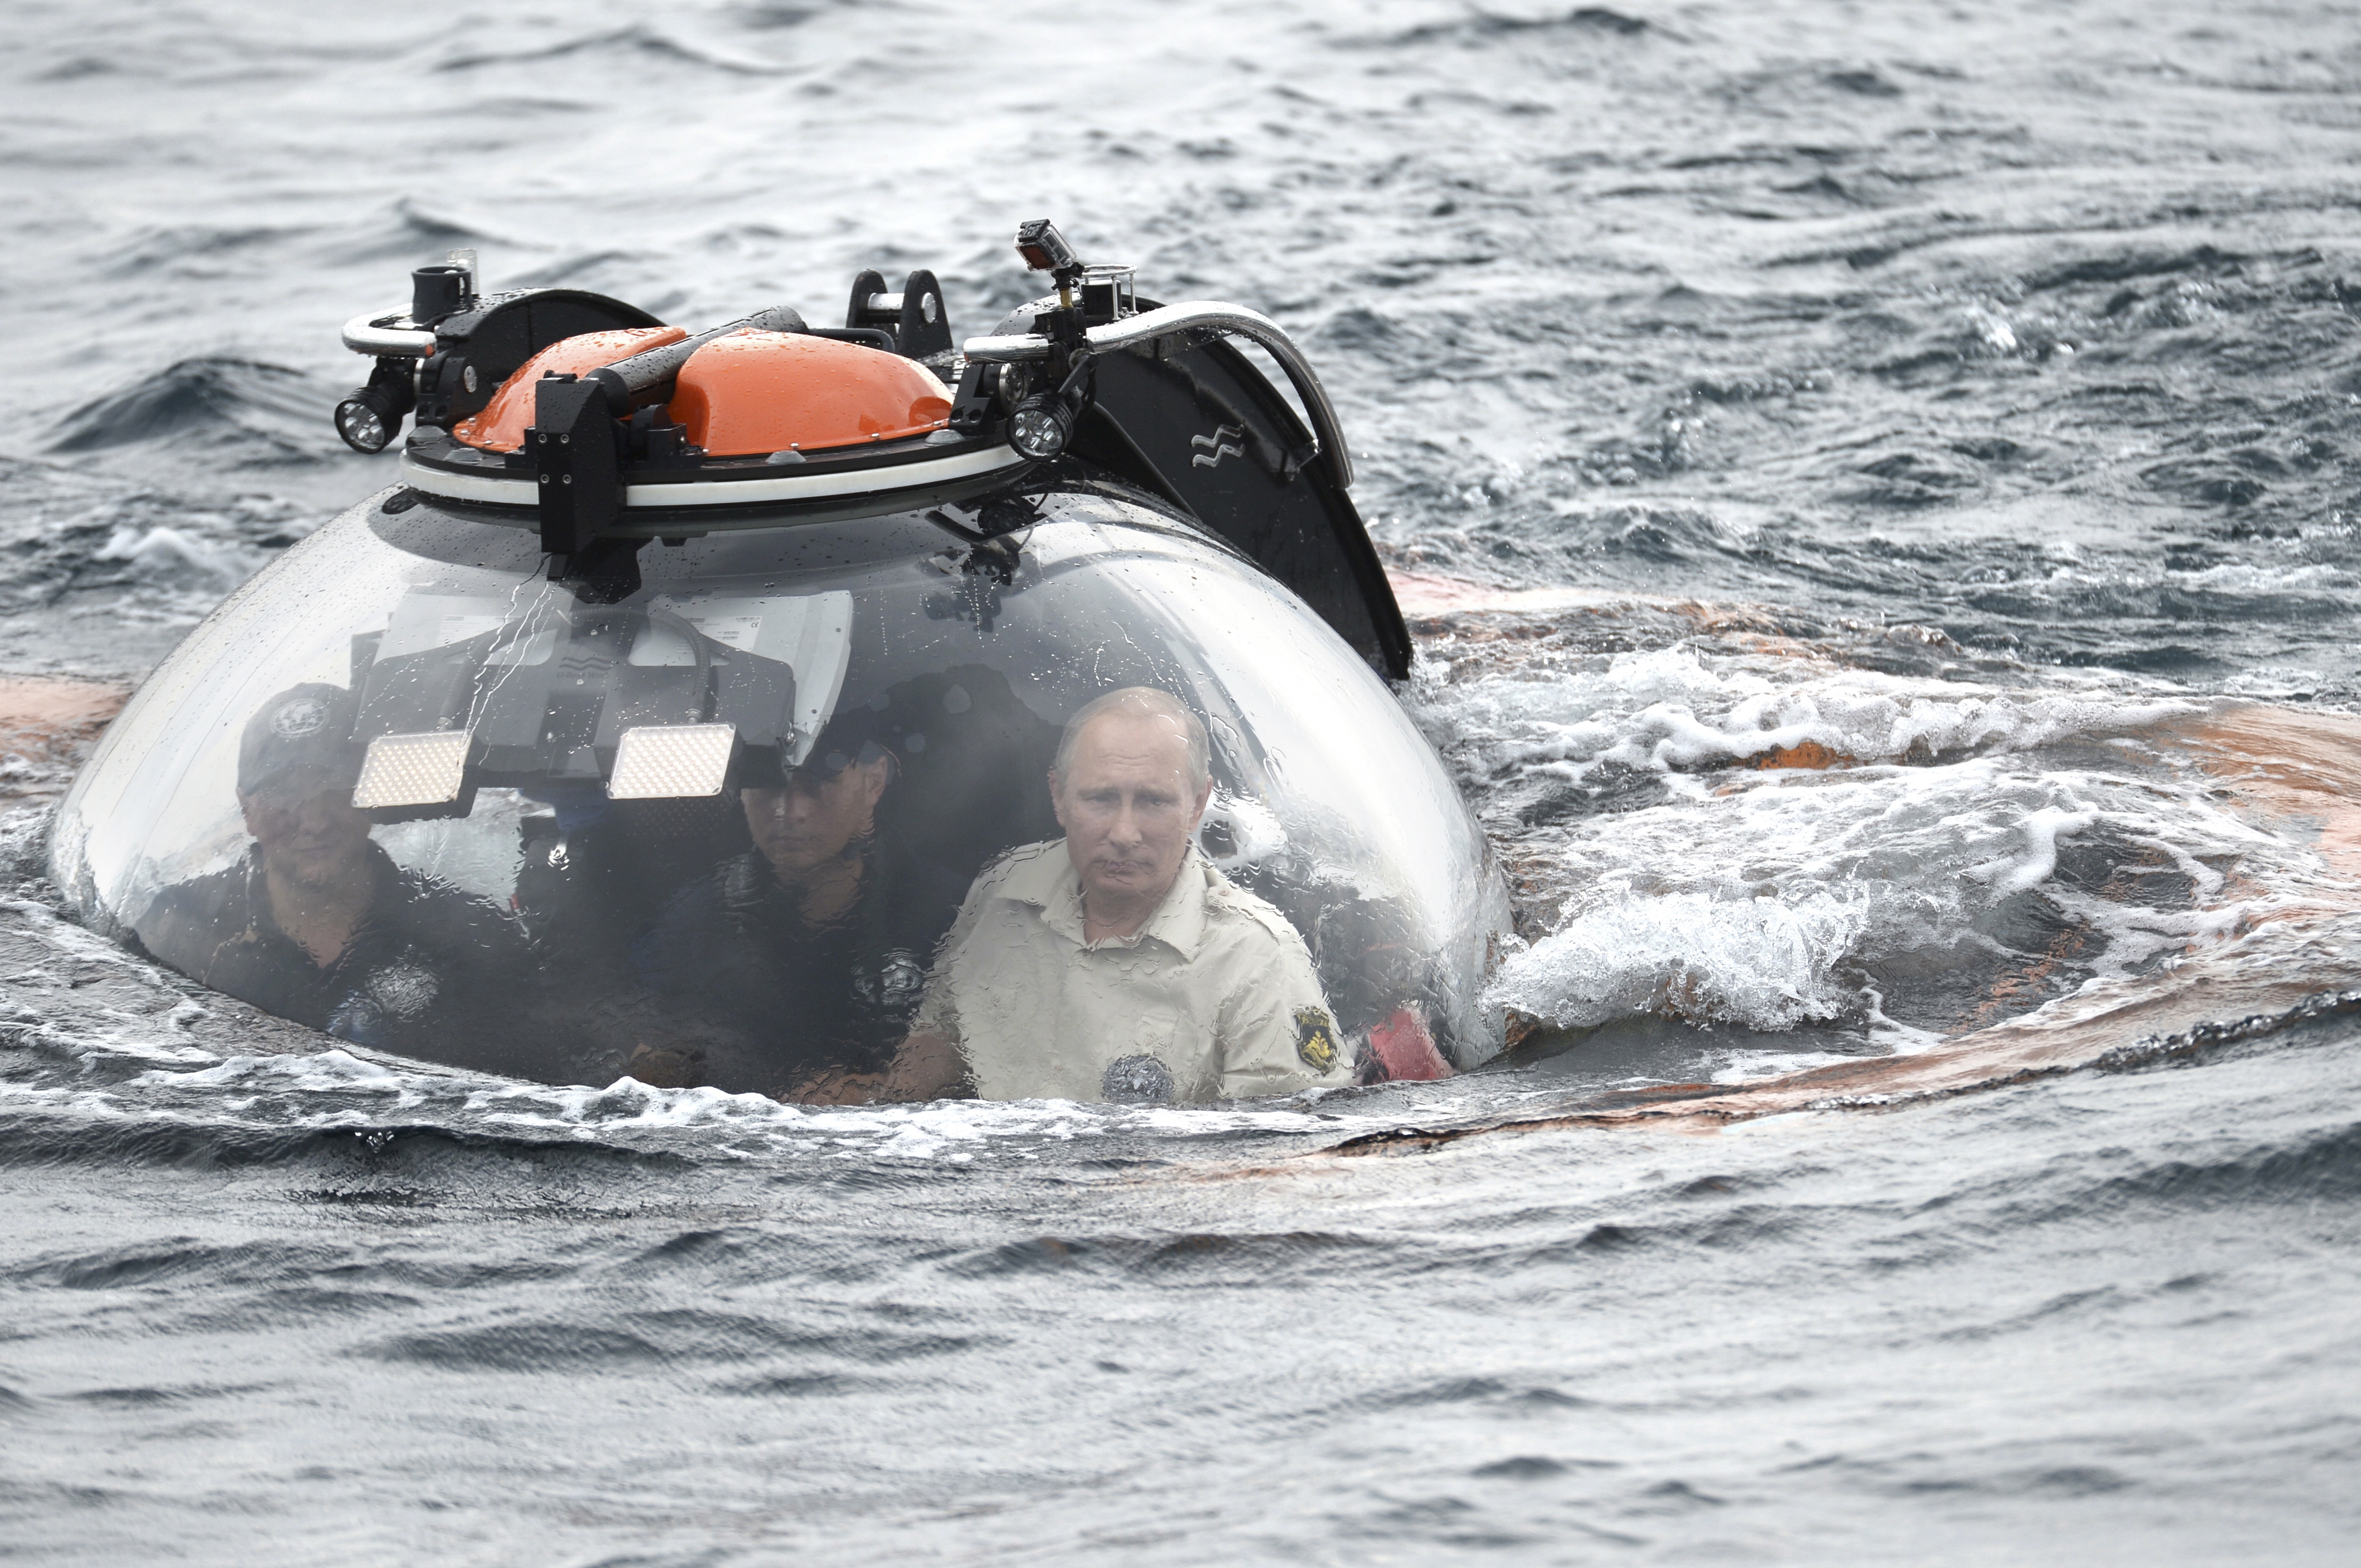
[1294,1007,1340,1073]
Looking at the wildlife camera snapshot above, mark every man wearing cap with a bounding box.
[838,685,1348,1106]
[134,683,529,1066]
[628,710,965,1095]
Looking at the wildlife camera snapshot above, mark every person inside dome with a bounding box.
[625,707,965,1095]
[809,686,1350,1106]
[131,683,530,1066]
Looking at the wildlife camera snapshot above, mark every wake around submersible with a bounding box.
[50,222,1511,1102]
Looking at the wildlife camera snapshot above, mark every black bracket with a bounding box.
[846,269,889,335]
[846,267,956,362]
[949,360,998,434]
[529,372,622,557]
[893,269,953,360]
[557,537,645,605]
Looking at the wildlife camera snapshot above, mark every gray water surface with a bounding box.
[3,1,2360,1562]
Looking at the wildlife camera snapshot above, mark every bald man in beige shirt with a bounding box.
[844,687,1348,1106]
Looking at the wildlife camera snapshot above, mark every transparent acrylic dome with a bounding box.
[52,482,1509,1095]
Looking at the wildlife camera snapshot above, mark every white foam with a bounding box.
[455,1074,1391,1161]
[1424,644,2323,1039]
[1425,645,2195,787]
[1966,805,2098,897]
[131,1047,431,1105]
[1710,1050,1863,1085]
[1487,887,1869,1031]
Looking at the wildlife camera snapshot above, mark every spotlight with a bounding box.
[334,358,417,454]
[1008,395,1074,460]
[334,393,395,453]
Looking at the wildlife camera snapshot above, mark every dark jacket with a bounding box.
[634,839,964,1094]
[133,843,535,1073]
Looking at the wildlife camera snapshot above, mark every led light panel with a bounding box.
[352,730,470,809]
[608,723,736,800]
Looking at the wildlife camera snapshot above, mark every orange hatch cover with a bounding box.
[669,330,953,457]
[452,326,689,452]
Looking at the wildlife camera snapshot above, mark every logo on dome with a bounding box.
[1191,424,1247,470]
[270,695,331,740]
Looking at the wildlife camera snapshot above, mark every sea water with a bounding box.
[3,2,2359,1561]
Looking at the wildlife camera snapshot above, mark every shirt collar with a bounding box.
[1001,840,1210,960]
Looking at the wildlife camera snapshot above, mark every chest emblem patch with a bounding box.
[878,950,926,1007]
[368,961,440,1020]
[1102,1053,1175,1105]
[1294,1007,1340,1073]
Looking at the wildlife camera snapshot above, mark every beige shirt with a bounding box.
[912,839,1349,1104]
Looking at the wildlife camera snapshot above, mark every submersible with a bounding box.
[48,222,1511,1092]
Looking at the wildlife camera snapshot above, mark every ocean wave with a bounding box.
[46,359,346,466]
[1422,643,2192,780]
[1410,640,2315,1035]
[434,23,787,77]
[1485,885,1872,1032]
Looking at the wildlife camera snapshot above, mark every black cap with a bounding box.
[737,703,897,791]
[237,684,361,797]
[805,701,898,778]
[800,736,893,781]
